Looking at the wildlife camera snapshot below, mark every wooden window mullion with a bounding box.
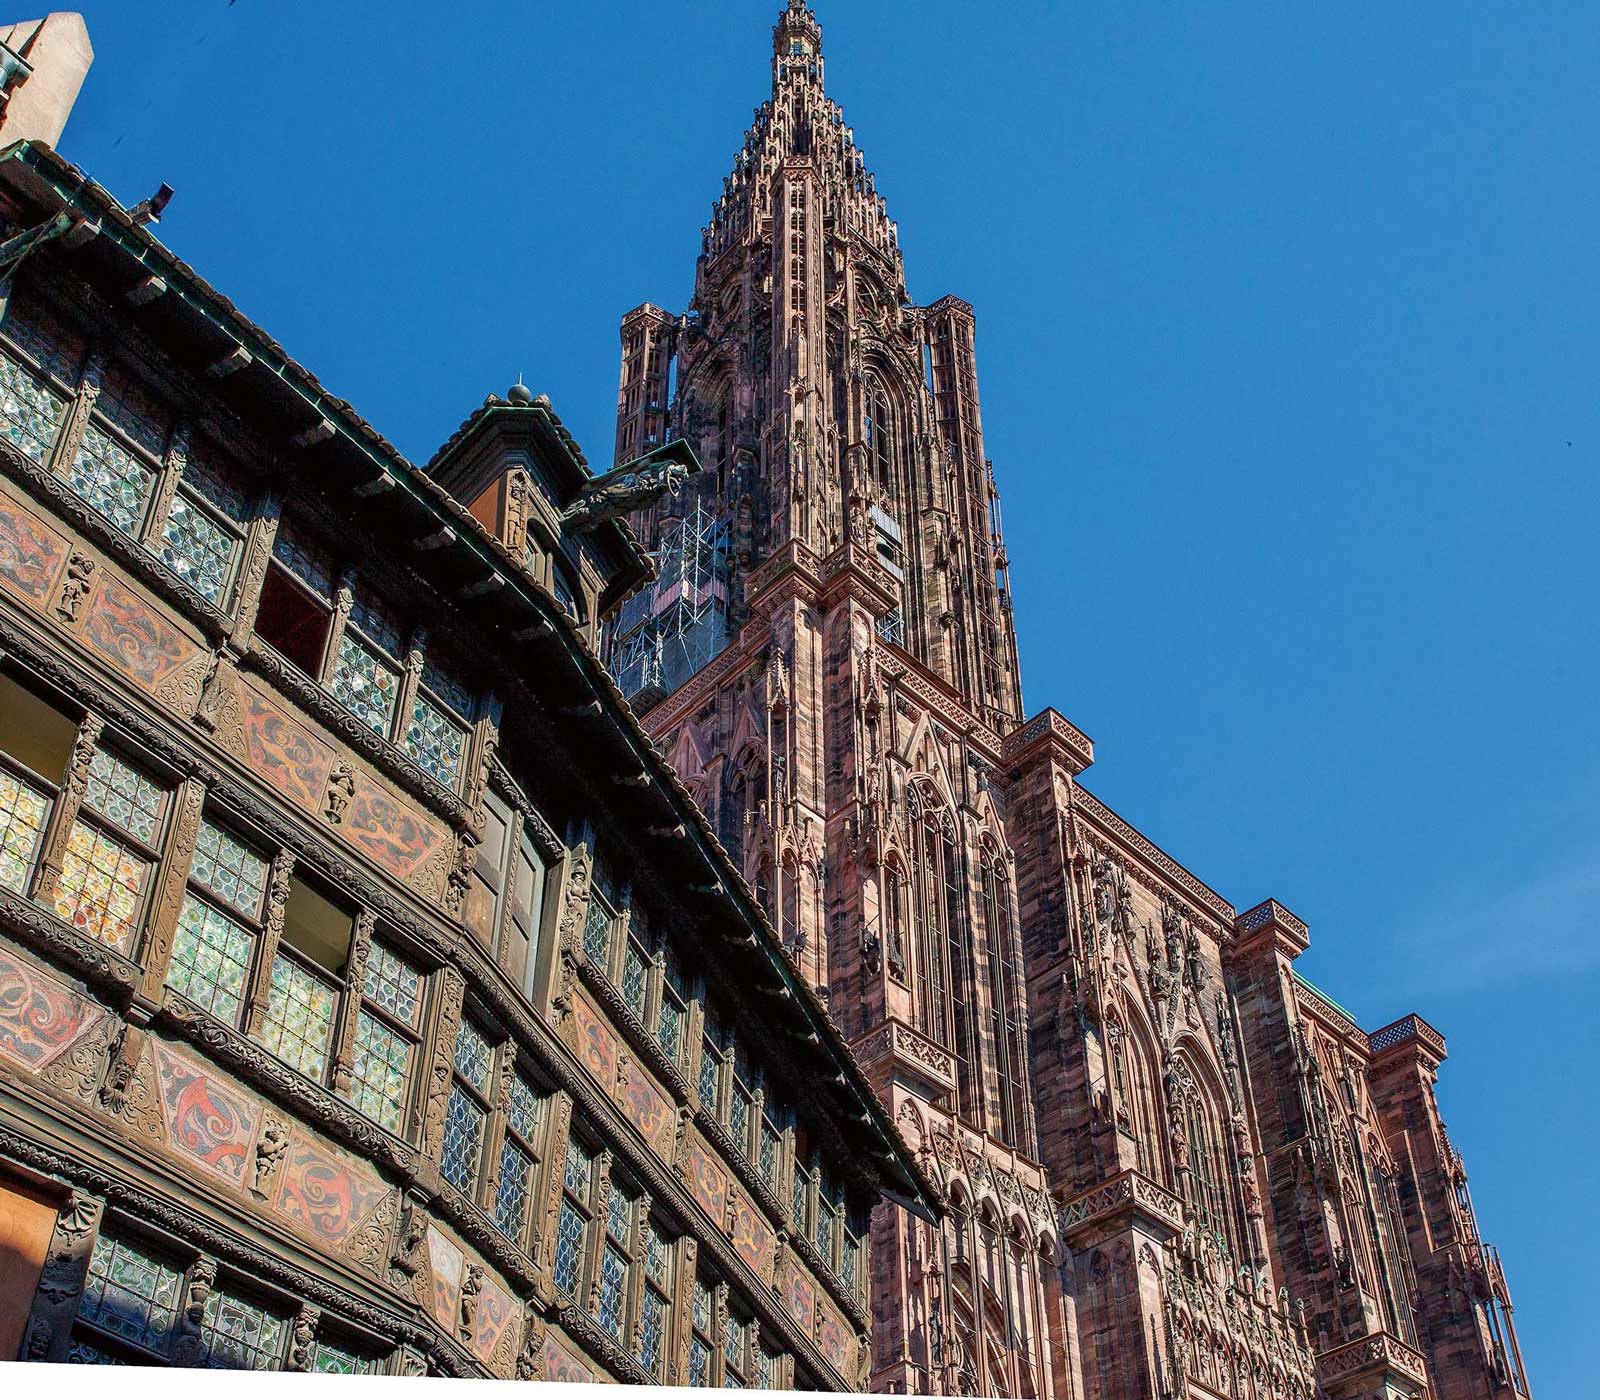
[28,711,102,905]
[626,1190,652,1359]
[480,1040,516,1214]
[586,1150,613,1314]
[136,774,208,1004]
[329,908,374,1094]
[394,631,425,746]
[321,569,356,684]
[532,1089,573,1282]
[139,423,188,550]
[242,849,294,1038]
[44,351,101,479]
[669,1236,698,1386]
[229,494,281,647]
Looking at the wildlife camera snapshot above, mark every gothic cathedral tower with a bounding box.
[607,6,1528,1400]
[607,4,1052,1394]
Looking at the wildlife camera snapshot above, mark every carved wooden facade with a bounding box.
[606,6,1530,1400]
[0,133,936,1383]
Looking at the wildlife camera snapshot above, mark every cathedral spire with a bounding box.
[772,0,824,90]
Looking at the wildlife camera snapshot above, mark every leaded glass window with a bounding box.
[338,931,424,1134]
[0,763,50,895]
[495,1137,534,1241]
[257,954,336,1079]
[402,690,466,789]
[94,363,170,457]
[555,1134,596,1299]
[584,891,614,966]
[346,1009,412,1132]
[658,952,688,1066]
[197,1285,289,1370]
[0,349,66,461]
[597,1182,635,1340]
[440,1085,485,1192]
[77,1233,183,1355]
[168,896,254,1023]
[330,631,400,735]
[312,1341,374,1375]
[689,1277,715,1387]
[54,747,167,954]
[67,421,156,537]
[440,1019,495,1195]
[638,1220,674,1378]
[842,1226,861,1300]
[2,296,86,385]
[622,937,650,1022]
[759,1112,781,1190]
[167,820,270,1026]
[159,491,240,605]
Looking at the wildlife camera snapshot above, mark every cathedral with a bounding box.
[604,5,1530,1399]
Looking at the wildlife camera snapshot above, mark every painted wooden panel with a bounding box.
[816,1297,854,1377]
[471,1270,517,1372]
[544,1331,596,1385]
[237,679,336,815]
[271,1128,389,1248]
[620,1061,676,1162]
[0,948,106,1073]
[77,572,208,713]
[425,1224,465,1335]
[150,1038,263,1189]
[0,493,68,605]
[728,1186,775,1281]
[780,1254,817,1337]
[341,770,450,896]
[684,1134,728,1227]
[571,991,620,1092]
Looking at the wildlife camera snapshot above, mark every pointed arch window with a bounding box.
[980,845,1030,1151]
[1179,1065,1232,1248]
[864,375,895,496]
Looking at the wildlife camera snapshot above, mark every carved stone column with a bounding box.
[20,1189,103,1363]
[29,711,101,907]
[136,774,207,1005]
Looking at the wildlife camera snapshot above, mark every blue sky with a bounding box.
[63,2,1592,1389]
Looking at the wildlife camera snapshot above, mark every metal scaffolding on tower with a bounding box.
[608,502,732,707]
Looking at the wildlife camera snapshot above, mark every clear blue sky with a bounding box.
[64,2,1591,1389]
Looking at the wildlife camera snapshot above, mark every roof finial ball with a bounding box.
[507,372,533,406]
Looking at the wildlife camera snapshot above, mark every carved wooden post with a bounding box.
[419,967,466,1163]
[480,1040,517,1216]
[516,1305,546,1381]
[329,907,374,1094]
[321,569,357,684]
[627,1188,653,1360]
[29,711,101,908]
[711,1280,730,1386]
[394,629,426,747]
[140,423,188,551]
[20,1189,103,1363]
[44,351,102,480]
[227,492,281,649]
[532,1091,574,1298]
[137,774,207,1004]
[171,1254,217,1366]
[286,1301,321,1372]
[670,1234,698,1385]
[587,1150,614,1315]
[242,848,294,1036]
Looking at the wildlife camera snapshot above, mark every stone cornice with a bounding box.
[1056,1167,1185,1247]
[851,1017,956,1097]
[1232,897,1311,961]
[1368,1013,1448,1067]
[1072,786,1235,927]
[1001,707,1095,777]
[1315,1330,1430,1391]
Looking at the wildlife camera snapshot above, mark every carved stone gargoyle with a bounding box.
[562,440,702,531]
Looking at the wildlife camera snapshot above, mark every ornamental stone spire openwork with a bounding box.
[608,0,1023,737]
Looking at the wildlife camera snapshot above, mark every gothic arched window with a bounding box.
[1179,1063,1232,1249]
[864,375,895,496]
[979,844,1029,1150]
